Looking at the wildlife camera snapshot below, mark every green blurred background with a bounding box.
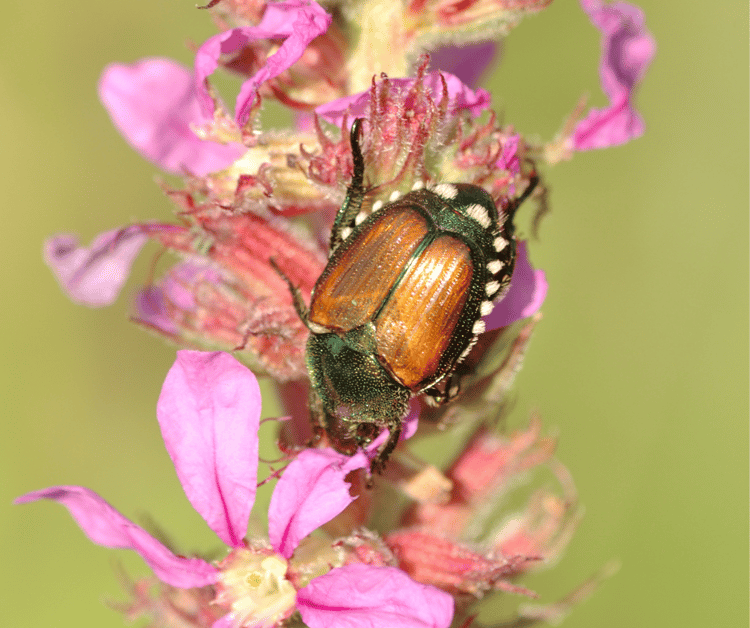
[3,0,747,626]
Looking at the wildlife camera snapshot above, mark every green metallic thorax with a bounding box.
[306,328,411,441]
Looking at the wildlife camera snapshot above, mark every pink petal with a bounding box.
[367,399,420,453]
[99,58,245,175]
[157,351,262,548]
[133,285,178,335]
[44,226,148,307]
[194,0,331,124]
[133,261,225,335]
[496,134,521,176]
[211,616,234,628]
[268,449,368,558]
[15,486,217,588]
[315,72,490,126]
[484,241,547,331]
[297,565,454,628]
[574,0,655,150]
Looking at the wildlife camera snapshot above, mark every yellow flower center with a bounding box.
[217,549,297,628]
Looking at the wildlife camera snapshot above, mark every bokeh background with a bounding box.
[3,0,746,626]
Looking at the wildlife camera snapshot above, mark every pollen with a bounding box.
[216,548,297,628]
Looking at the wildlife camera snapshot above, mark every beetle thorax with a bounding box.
[306,331,410,451]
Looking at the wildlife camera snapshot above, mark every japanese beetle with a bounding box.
[281,120,536,471]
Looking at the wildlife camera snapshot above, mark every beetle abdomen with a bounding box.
[375,233,477,390]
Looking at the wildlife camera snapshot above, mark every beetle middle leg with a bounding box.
[269,257,309,325]
[423,374,462,407]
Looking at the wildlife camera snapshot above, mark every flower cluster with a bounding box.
[20,0,654,626]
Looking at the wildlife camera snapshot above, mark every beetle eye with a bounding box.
[356,423,380,444]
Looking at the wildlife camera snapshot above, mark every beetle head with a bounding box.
[306,332,410,455]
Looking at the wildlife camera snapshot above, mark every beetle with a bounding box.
[279,119,537,472]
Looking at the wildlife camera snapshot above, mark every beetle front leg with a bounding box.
[503,169,539,230]
[329,118,367,251]
[307,386,328,446]
[370,420,402,475]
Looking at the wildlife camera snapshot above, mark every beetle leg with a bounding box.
[424,374,462,406]
[516,171,539,208]
[269,257,309,325]
[330,118,367,251]
[306,386,328,445]
[504,170,539,226]
[370,421,402,474]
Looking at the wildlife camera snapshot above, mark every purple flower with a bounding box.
[428,42,498,88]
[574,0,656,150]
[16,351,453,628]
[195,0,332,124]
[99,58,245,175]
[44,226,149,307]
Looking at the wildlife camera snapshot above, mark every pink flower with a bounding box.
[574,0,656,150]
[133,262,223,337]
[403,419,560,537]
[45,211,326,381]
[16,351,453,628]
[99,58,245,175]
[45,68,545,381]
[195,0,332,124]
